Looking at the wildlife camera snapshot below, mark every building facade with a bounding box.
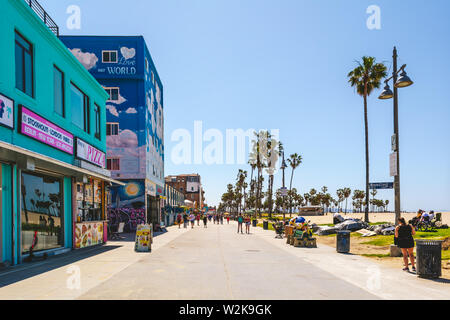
[0,0,119,266]
[60,36,165,231]
[163,184,185,227]
[165,174,205,210]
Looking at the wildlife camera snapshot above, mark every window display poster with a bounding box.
[75,222,104,249]
[0,93,14,129]
[135,224,152,252]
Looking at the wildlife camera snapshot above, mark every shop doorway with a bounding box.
[147,195,160,228]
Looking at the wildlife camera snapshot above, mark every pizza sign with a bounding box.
[76,138,106,168]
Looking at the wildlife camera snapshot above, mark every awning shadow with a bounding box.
[0,244,121,288]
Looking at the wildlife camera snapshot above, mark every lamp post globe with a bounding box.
[395,70,414,88]
[379,84,394,100]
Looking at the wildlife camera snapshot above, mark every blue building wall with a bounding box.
[60,36,164,229]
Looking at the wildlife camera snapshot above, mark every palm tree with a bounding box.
[336,189,344,212]
[343,188,352,214]
[348,56,387,223]
[287,153,303,191]
[370,189,377,213]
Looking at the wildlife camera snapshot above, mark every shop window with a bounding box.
[94,103,101,140]
[102,50,118,63]
[107,158,120,171]
[15,31,34,97]
[106,123,119,136]
[104,87,119,102]
[75,180,103,223]
[21,172,62,254]
[53,66,65,117]
[71,83,90,133]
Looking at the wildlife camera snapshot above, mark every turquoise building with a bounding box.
[0,0,121,266]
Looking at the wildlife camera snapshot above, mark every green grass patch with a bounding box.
[256,223,275,231]
[442,250,450,260]
[361,253,390,258]
[368,222,390,226]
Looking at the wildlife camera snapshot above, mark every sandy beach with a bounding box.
[299,212,450,226]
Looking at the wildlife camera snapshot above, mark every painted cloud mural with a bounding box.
[70,48,98,70]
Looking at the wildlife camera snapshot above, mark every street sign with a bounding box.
[279,187,288,197]
[369,182,394,190]
[390,152,398,177]
[391,134,397,152]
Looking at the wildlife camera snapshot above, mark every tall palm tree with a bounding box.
[287,153,303,192]
[348,56,387,223]
[343,187,352,214]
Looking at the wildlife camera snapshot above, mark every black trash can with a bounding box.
[416,239,443,278]
[336,230,351,253]
[263,221,269,230]
[252,219,257,227]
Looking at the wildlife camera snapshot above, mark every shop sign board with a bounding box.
[390,152,398,177]
[0,92,14,129]
[76,138,106,168]
[135,224,152,252]
[19,105,74,154]
[146,179,156,197]
[74,222,104,249]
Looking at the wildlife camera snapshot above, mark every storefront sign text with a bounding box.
[19,105,74,154]
[76,138,106,168]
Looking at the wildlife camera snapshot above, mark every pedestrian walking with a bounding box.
[176,213,182,229]
[237,214,244,234]
[203,215,208,228]
[395,218,416,272]
[196,213,201,226]
[189,213,195,229]
[226,216,230,224]
[220,215,224,224]
[244,215,251,234]
[183,213,188,228]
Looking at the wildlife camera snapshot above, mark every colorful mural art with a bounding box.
[60,36,164,187]
[60,36,164,229]
[108,180,146,231]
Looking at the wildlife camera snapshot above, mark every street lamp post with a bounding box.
[378,46,414,225]
[281,151,288,223]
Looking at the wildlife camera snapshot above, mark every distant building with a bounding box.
[60,36,164,231]
[163,184,184,226]
[165,174,205,210]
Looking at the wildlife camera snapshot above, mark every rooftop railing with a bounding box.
[23,0,59,37]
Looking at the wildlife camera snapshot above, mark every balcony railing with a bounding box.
[23,0,59,37]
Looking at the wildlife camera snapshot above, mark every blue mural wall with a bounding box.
[60,36,164,187]
[60,36,164,230]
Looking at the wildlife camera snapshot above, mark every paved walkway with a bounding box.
[0,222,448,300]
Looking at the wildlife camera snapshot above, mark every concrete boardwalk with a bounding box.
[0,222,448,300]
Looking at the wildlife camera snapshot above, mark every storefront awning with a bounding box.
[0,140,125,186]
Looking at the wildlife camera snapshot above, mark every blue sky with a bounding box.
[41,0,450,211]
